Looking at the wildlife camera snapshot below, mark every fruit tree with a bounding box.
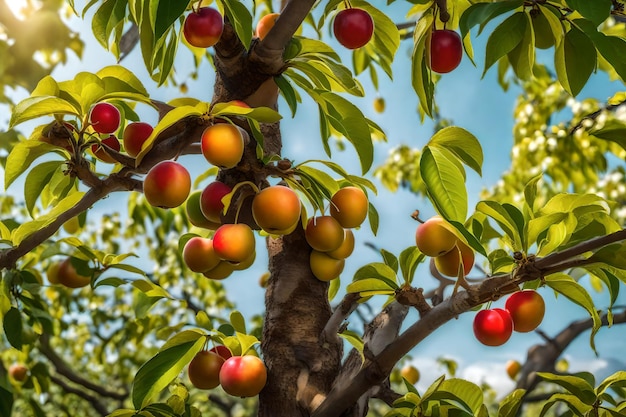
[1,0,626,416]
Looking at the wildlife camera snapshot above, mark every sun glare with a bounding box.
[6,0,36,19]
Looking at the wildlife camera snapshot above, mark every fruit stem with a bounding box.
[411,210,425,224]
[435,0,450,23]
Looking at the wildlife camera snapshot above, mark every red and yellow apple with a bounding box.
[201,124,245,169]
[219,355,267,397]
[212,224,256,263]
[434,241,474,277]
[183,7,224,48]
[123,122,153,157]
[415,216,457,257]
[505,290,545,333]
[183,237,221,273]
[91,135,120,163]
[143,161,191,209]
[200,181,232,223]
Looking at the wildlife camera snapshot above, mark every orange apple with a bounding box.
[400,365,420,384]
[57,257,91,288]
[252,185,301,235]
[330,186,368,228]
[201,124,244,169]
[183,237,221,273]
[505,359,521,380]
[256,13,280,40]
[415,216,457,257]
[505,290,545,333]
[213,224,256,263]
[434,241,474,277]
[326,229,355,259]
[310,250,345,281]
[143,161,191,209]
[305,216,344,252]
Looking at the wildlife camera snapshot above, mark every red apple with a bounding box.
[123,122,153,157]
[505,290,545,333]
[89,102,121,134]
[219,355,267,397]
[212,223,256,263]
[333,8,374,49]
[473,308,513,347]
[143,161,191,208]
[210,345,232,360]
[200,181,233,223]
[183,7,224,48]
[91,135,120,163]
[427,29,463,74]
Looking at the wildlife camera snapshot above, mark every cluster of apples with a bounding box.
[473,289,546,346]
[188,345,267,397]
[306,186,369,282]
[415,216,475,278]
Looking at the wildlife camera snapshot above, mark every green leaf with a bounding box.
[420,146,468,222]
[411,12,434,118]
[539,392,593,416]
[459,0,524,40]
[555,26,596,97]
[476,201,523,250]
[483,12,527,77]
[427,126,483,176]
[596,371,626,397]
[507,12,534,81]
[498,389,525,417]
[154,1,187,41]
[24,161,65,216]
[544,274,601,351]
[537,372,596,405]
[338,329,364,363]
[0,382,13,417]
[399,247,425,285]
[346,278,398,295]
[131,279,172,299]
[92,0,126,50]
[275,75,299,117]
[5,140,58,190]
[12,192,85,245]
[353,262,398,286]
[588,243,626,270]
[212,102,282,124]
[3,307,23,350]
[523,174,542,215]
[565,0,611,26]
[97,65,149,96]
[577,20,626,83]
[230,311,246,334]
[220,0,253,50]
[429,378,484,414]
[10,97,80,128]
[328,275,340,301]
[135,102,208,164]
[132,332,206,409]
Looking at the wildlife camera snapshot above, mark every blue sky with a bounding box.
[2,1,626,398]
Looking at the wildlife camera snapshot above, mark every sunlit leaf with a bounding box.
[420,146,467,222]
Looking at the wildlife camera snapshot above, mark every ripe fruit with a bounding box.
[213,224,256,263]
[46,261,61,284]
[203,261,235,280]
[333,8,374,49]
[330,186,368,229]
[143,161,191,209]
[89,102,121,134]
[373,97,385,113]
[91,135,121,163]
[252,185,301,235]
[188,350,225,390]
[57,258,91,288]
[200,181,233,223]
[415,216,457,257]
[473,308,513,347]
[256,13,280,40]
[310,250,345,281]
[259,271,270,288]
[232,251,256,271]
[186,191,221,229]
[400,365,420,385]
[505,290,545,333]
[183,7,224,48]
[434,241,474,277]
[183,237,221,273]
[201,124,245,169]
[9,364,28,382]
[210,345,232,360]
[219,355,267,397]
[305,216,344,252]
[427,29,463,74]
[505,359,521,380]
[327,229,355,260]
[123,122,153,157]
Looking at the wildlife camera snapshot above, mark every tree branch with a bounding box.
[320,293,360,344]
[312,228,626,416]
[49,374,111,416]
[38,334,127,401]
